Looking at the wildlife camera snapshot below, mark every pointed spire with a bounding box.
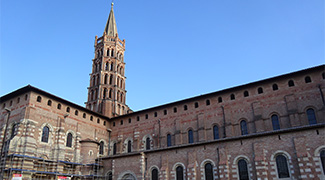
[104,2,118,37]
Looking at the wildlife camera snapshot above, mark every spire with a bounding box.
[104,2,118,37]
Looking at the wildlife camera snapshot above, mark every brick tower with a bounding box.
[86,3,130,117]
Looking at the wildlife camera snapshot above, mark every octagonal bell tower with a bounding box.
[86,3,130,117]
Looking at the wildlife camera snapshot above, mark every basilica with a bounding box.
[0,3,324,180]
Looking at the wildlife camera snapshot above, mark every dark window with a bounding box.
[47,100,52,106]
[83,113,86,118]
[213,125,219,140]
[25,94,28,100]
[238,159,249,180]
[288,80,295,87]
[167,134,172,147]
[322,72,325,79]
[230,94,235,100]
[11,124,17,139]
[305,76,312,83]
[176,166,184,180]
[272,84,279,91]
[99,141,104,155]
[307,108,317,125]
[272,115,280,130]
[195,102,199,108]
[104,121,106,126]
[243,91,249,97]
[137,116,140,121]
[37,96,42,102]
[113,122,115,126]
[75,110,78,116]
[152,168,158,180]
[240,120,248,135]
[276,155,290,178]
[57,104,61,109]
[120,120,123,125]
[108,172,113,180]
[205,163,213,180]
[145,114,148,119]
[41,126,50,143]
[90,116,93,121]
[188,129,194,144]
[154,112,158,117]
[66,107,70,113]
[66,133,73,147]
[9,101,12,106]
[258,87,263,94]
[129,118,131,123]
[320,150,325,174]
[146,137,151,150]
[164,110,167,115]
[98,118,100,124]
[17,97,20,103]
[218,97,222,103]
[2,103,5,109]
[127,140,132,153]
[113,143,117,155]
[184,105,188,111]
[174,107,177,113]
[104,74,108,84]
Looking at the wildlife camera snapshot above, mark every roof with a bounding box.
[0,85,110,120]
[104,3,118,37]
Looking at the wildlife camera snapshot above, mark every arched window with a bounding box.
[57,103,61,109]
[238,159,249,180]
[113,143,117,155]
[47,100,52,106]
[276,155,290,178]
[272,84,279,91]
[184,105,188,111]
[83,113,86,118]
[176,166,184,180]
[104,74,108,84]
[111,49,114,57]
[204,163,213,180]
[206,99,210,105]
[37,96,42,102]
[322,72,325,79]
[109,89,112,98]
[305,76,312,83]
[320,150,325,174]
[41,126,50,143]
[271,115,280,130]
[127,140,132,153]
[151,168,158,180]
[307,108,317,125]
[288,80,295,87]
[240,120,248,135]
[107,172,113,180]
[213,125,219,140]
[11,124,18,139]
[66,107,70,113]
[230,94,235,100]
[110,63,114,72]
[243,91,249,97]
[66,133,73,147]
[103,88,108,99]
[195,102,199,108]
[167,134,172,147]
[257,87,263,94]
[188,129,194,144]
[146,137,151,150]
[105,62,109,70]
[99,141,104,155]
[218,97,222,103]
[75,110,78,116]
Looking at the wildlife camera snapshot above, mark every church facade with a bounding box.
[0,3,325,180]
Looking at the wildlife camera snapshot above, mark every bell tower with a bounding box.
[86,3,130,117]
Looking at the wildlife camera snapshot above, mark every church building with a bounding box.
[0,3,324,180]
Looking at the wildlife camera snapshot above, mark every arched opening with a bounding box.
[305,76,312,83]
[66,133,73,147]
[238,159,249,180]
[307,108,317,125]
[151,168,158,180]
[204,163,213,180]
[240,120,248,135]
[320,150,325,174]
[99,141,104,155]
[288,80,295,87]
[213,125,219,140]
[113,143,117,155]
[271,114,280,130]
[167,134,172,147]
[146,137,151,150]
[41,126,50,143]
[276,154,290,178]
[272,84,278,91]
[127,140,132,153]
[176,166,184,180]
[243,91,249,97]
[257,87,263,94]
[188,129,194,144]
[104,74,108,84]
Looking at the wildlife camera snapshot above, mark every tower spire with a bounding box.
[104,2,118,37]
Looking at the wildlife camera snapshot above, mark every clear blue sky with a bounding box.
[1,0,324,111]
